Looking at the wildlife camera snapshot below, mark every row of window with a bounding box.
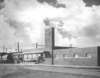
[54,53,91,58]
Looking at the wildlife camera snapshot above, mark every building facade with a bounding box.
[44,27,100,66]
[0,27,100,66]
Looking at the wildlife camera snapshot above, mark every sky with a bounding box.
[0,0,100,51]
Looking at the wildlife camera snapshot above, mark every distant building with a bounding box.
[0,27,100,66]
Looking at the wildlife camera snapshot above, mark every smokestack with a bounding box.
[70,44,72,47]
[36,43,38,48]
[3,45,5,52]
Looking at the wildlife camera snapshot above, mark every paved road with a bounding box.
[1,64,100,78]
[17,63,100,77]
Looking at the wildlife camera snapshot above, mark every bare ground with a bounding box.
[0,64,99,78]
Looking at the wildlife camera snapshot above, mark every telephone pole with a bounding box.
[17,42,19,52]
[3,45,5,52]
[36,43,38,48]
[6,48,7,53]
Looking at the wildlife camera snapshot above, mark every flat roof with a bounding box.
[13,51,44,55]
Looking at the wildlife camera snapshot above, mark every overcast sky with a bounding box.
[0,0,100,51]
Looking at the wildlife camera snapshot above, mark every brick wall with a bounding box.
[54,47,98,66]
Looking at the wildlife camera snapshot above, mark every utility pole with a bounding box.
[17,42,19,52]
[36,43,38,48]
[70,44,72,47]
[3,45,5,52]
[6,48,7,53]
[17,42,20,62]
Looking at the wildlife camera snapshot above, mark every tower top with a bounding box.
[45,25,54,29]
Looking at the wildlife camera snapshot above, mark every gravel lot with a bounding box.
[0,64,99,78]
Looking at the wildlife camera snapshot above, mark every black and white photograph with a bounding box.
[0,0,100,78]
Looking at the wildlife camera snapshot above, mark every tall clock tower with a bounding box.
[45,27,55,65]
[45,27,55,50]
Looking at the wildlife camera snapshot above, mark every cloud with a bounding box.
[37,0,66,8]
[37,0,57,4]
[44,18,50,26]
[0,0,5,10]
[0,0,40,50]
[0,0,4,3]
[83,0,100,7]
[0,15,17,47]
[54,0,100,47]
[57,29,77,39]
[1,0,100,49]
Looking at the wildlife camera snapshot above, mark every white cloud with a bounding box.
[1,0,100,49]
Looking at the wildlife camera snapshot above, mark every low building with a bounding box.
[43,27,100,66]
[53,46,100,66]
[0,27,100,66]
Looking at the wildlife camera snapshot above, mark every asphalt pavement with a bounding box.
[16,63,100,77]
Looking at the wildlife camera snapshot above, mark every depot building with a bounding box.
[0,27,100,66]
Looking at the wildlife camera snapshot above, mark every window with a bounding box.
[28,54,32,61]
[24,54,27,61]
[54,54,58,58]
[33,54,37,57]
[63,54,68,58]
[86,53,91,58]
[37,54,41,56]
[74,54,79,58]
[43,54,45,57]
